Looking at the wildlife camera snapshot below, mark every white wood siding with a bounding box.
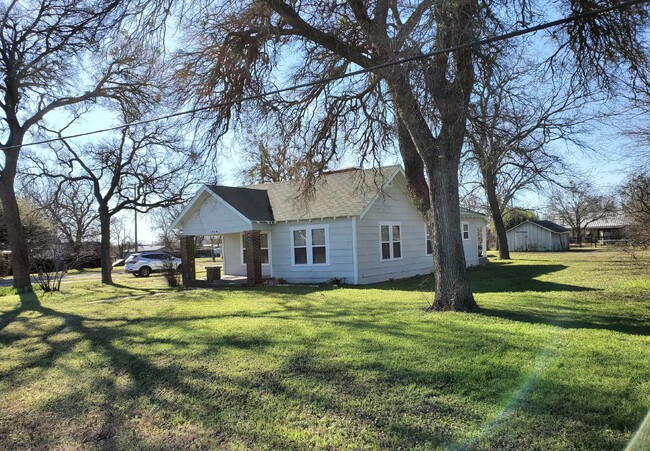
[506,222,568,251]
[271,218,355,284]
[356,176,483,284]
[461,218,482,267]
[178,192,250,236]
[179,181,486,284]
[222,233,272,277]
[550,231,570,251]
[356,178,433,284]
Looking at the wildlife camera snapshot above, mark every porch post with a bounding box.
[482,225,488,257]
[243,230,263,285]
[180,235,196,286]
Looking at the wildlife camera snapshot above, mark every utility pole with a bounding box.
[134,185,138,252]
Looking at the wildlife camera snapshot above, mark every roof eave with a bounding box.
[170,185,211,231]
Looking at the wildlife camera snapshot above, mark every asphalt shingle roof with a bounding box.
[206,166,487,222]
[584,214,630,228]
[207,185,274,221]
[529,220,569,233]
[247,166,400,221]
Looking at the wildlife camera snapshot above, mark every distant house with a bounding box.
[583,214,630,244]
[171,166,489,285]
[506,220,570,252]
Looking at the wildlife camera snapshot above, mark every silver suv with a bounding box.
[124,252,182,277]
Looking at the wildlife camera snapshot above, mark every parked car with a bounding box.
[124,252,182,277]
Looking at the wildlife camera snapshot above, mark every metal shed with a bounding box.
[506,220,570,252]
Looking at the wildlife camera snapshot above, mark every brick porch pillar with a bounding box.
[243,230,263,285]
[180,235,196,286]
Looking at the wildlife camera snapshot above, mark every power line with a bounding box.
[11,0,650,150]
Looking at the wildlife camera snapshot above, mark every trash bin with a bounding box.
[206,266,222,282]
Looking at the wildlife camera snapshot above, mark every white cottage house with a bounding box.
[171,166,488,285]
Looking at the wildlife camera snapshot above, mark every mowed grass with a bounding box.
[0,249,648,449]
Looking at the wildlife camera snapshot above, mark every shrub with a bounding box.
[161,260,180,287]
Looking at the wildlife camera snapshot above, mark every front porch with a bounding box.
[179,231,267,288]
[477,223,489,266]
[182,274,249,288]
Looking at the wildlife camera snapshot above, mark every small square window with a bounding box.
[312,246,326,264]
[312,228,325,246]
[293,230,307,246]
[294,247,307,264]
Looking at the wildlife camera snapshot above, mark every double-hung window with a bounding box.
[379,222,401,261]
[242,233,270,264]
[291,225,329,265]
[462,222,470,240]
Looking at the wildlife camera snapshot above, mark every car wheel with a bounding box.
[139,266,152,277]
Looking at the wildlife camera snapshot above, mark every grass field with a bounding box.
[0,249,648,449]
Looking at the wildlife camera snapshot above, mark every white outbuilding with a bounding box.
[506,220,570,252]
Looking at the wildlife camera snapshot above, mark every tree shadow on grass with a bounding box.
[0,290,527,448]
[1,290,646,449]
[377,262,598,293]
[468,263,596,294]
[232,262,596,296]
[478,308,650,336]
[0,291,272,448]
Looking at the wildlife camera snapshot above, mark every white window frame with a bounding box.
[462,222,470,241]
[425,223,432,255]
[290,224,330,266]
[241,232,271,266]
[379,221,402,261]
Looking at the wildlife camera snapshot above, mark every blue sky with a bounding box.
[37,97,643,245]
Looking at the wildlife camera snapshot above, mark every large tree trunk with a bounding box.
[98,205,113,284]
[426,159,478,311]
[391,84,478,312]
[0,140,32,292]
[483,172,510,259]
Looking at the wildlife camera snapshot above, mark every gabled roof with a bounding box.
[247,166,402,221]
[174,165,488,227]
[206,185,273,221]
[508,219,569,234]
[583,214,630,229]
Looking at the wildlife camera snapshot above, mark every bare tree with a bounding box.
[31,119,200,284]
[111,216,134,260]
[0,0,162,291]
[150,205,183,251]
[620,172,650,248]
[23,179,100,252]
[240,134,309,184]
[548,179,615,245]
[464,52,593,259]
[172,0,648,311]
[174,0,511,311]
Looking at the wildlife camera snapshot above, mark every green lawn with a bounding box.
[0,249,649,449]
